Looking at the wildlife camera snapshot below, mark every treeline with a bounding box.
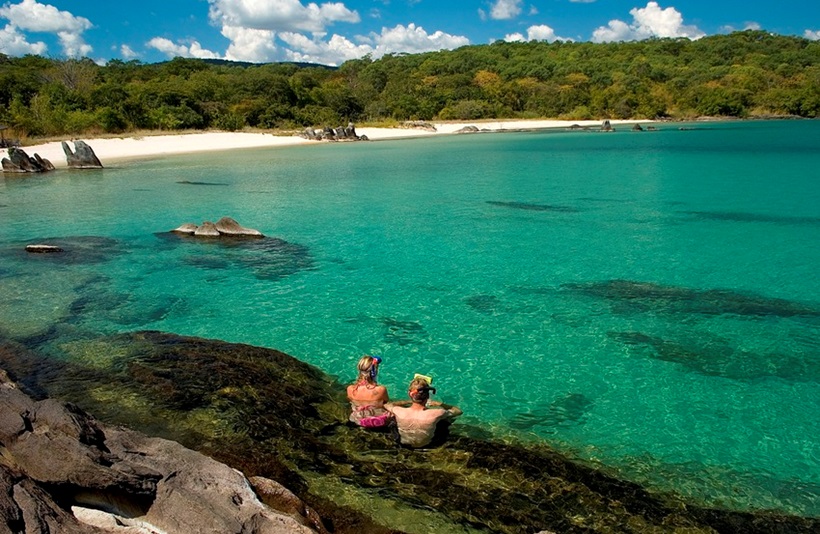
[1,30,818,139]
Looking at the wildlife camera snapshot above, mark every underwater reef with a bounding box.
[1,331,818,534]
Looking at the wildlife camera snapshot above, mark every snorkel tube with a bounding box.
[369,355,382,381]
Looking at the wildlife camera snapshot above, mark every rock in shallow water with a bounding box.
[3,332,819,534]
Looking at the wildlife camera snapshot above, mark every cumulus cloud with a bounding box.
[207,0,359,34]
[119,44,138,59]
[804,29,820,40]
[592,2,704,42]
[366,23,469,57]
[219,22,468,66]
[204,0,366,64]
[278,31,370,64]
[146,37,220,59]
[0,0,92,56]
[221,25,278,62]
[0,22,46,55]
[504,24,570,43]
[489,0,523,20]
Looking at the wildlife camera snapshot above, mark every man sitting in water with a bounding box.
[386,376,462,448]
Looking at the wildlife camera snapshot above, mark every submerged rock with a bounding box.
[25,244,64,253]
[62,140,104,169]
[3,332,818,534]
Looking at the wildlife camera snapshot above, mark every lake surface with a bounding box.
[1,120,818,517]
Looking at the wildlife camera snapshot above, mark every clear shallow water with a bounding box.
[1,121,819,516]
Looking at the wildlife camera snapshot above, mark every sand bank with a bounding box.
[2,119,647,169]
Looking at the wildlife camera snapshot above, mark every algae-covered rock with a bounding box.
[2,332,818,534]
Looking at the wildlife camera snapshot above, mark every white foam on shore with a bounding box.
[1,119,648,168]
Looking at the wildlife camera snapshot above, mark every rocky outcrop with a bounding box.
[302,123,367,141]
[172,216,264,237]
[25,244,64,253]
[1,147,55,173]
[455,125,480,133]
[0,369,320,534]
[62,140,104,169]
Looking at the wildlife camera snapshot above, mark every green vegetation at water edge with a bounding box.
[1,30,819,140]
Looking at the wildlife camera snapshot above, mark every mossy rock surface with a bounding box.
[2,331,818,534]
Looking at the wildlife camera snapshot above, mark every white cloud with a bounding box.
[146,37,220,59]
[221,25,278,62]
[208,0,359,34]
[279,31,370,64]
[120,44,138,59]
[272,23,470,66]
[504,24,569,43]
[0,22,46,55]
[570,0,596,3]
[489,0,523,20]
[368,23,470,57]
[804,29,820,40]
[0,0,92,56]
[592,2,704,42]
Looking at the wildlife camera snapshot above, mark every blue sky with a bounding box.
[1,0,819,66]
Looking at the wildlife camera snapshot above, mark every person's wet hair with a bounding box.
[408,377,436,403]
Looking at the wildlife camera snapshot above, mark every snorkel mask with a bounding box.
[369,355,382,380]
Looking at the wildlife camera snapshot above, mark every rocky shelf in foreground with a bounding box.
[1,332,818,534]
[0,369,326,533]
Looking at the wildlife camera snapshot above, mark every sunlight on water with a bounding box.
[1,121,819,516]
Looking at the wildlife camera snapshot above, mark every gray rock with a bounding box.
[214,216,263,237]
[193,221,220,237]
[0,369,319,534]
[171,223,198,234]
[62,140,104,169]
[1,147,54,173]
[25,244,64,253]
[455,125,479,133]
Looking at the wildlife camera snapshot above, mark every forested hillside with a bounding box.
[1,30,818,139]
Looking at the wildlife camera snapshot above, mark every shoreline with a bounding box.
[1,119,648,169]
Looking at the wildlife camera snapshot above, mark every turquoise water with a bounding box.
[1,121,819,516]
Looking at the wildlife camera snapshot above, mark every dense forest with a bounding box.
[1,30,818,140]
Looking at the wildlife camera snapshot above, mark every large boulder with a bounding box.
[172,217,264,237]
[1,147,55,173]
[0,369,319,534]
[214,216,264,236]
[62,140,104,169]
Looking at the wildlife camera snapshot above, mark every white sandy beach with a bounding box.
[1,119,647,169]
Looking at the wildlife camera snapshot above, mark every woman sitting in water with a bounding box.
[346,355,392,428]
[386,376,462,448]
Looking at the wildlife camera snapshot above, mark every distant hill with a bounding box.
[198,58,337,70]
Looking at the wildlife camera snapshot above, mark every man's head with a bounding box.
[408,377,436,404]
